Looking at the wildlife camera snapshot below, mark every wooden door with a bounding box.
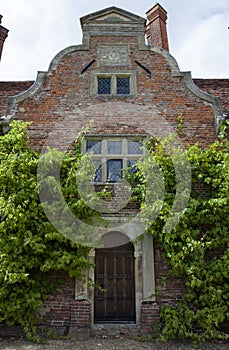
[94,241,135,322]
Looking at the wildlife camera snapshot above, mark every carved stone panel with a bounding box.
[99,45,129,66]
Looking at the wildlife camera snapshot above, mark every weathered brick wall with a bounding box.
[39,271,91,330]
[70,300,91,328]
[8,36,217,151]
[0,81,33,116]
[154,243,186,306]
[194,78,229,113]
[95,184,140,213]
[39,271,74,327]
[140,242,186,334]
[140,302,160,334]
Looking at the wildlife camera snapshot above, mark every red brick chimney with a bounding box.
[0,15,9,61]
[146,3,169,51]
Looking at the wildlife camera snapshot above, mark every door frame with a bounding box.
[90,234,142,325]
[74,217,156,326]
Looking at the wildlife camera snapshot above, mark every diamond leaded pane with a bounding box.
[117,77,130,95]
[92,160,102,182]
[128,160,137,174]
[108,141,122,154]
[107,159,123,182]
[86,141,101,154]
[128,141,143,154]
[98,78,111,94]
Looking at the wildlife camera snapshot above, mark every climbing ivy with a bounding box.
[129,136,229,344]
[0,121,97,341]
[177,114,185,136]
[1,121,228,344]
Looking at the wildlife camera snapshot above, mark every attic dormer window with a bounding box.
[91,72,136,97]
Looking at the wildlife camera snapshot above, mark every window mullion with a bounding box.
[101,157,106,183]
[123,139,128,157]
[111,75,116,95]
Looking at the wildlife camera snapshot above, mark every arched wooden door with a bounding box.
[94,240,135,322]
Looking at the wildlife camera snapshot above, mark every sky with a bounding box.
[0,0,228,81]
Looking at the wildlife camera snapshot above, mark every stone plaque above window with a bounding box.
[99,45,129,66]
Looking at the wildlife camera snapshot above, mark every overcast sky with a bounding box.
[0,0,228,81]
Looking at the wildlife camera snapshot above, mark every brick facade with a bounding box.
[6,37,220,150]
[0,4,228,337]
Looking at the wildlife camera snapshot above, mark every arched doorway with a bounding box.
[94,232,135,322]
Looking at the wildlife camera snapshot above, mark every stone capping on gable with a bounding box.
[80,6,146,48]
[80,6,146,29]
[141,45,224,131]
[6,45,86,114]
[7,41,223,135]
[173,70,224,133]
[4,5,224,137]
[3,44,183,108]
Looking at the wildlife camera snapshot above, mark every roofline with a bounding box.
[80,6,146,25]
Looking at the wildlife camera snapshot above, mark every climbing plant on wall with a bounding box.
[129,135,229,344]
[0,121,98,341]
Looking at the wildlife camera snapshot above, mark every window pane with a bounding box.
[117,77,130,95]
[128,141,143,154]
[86,141,101,154]
[108,141,122,154]
[107,159,123,182]
[92,160,102,182]
[128,159,137,174]
[98,78,111,94]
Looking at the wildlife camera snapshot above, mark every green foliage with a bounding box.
[218,119,229,140]
[0,121,97,341]
[1,121,229,344]
[130,136,229,344]
[177,114,185,136]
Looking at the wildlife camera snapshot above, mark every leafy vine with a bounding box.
[128,136,229,344]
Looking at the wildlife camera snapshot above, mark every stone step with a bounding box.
[91,323,140,337]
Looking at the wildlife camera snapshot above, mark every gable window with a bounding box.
[98,78,111,94]
[91,72,136,96]
[85,138,143,183]
[116,77,130,95]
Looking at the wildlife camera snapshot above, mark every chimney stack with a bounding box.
[0,15,9,61]
[146,3,169,51]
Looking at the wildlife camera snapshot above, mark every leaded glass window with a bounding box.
[86,141,102,154]
[117,77,130,95]
[98,78,111,94]
[107,160,123,182]
[128,159,138,173]
[93,73,135,96]
[85,138,144,183]
[128,141,143,154]
[108,141,122,154]
[92,160,102,182]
